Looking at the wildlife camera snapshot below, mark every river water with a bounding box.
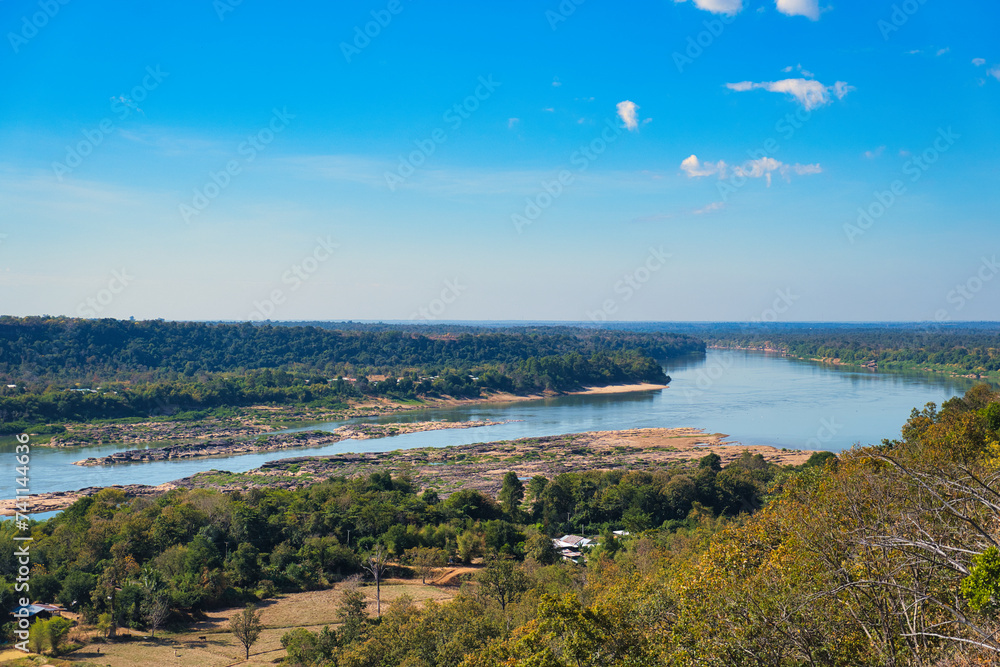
[5,350,980,509]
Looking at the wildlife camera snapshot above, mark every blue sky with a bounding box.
[1,0,998,322]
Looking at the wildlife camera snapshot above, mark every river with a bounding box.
[5,350,980,509]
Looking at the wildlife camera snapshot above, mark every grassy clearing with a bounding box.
[54,580,455,667]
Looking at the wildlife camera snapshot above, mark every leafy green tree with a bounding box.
[477,555,530,630]
[498,471,525,517]
[525,533,559,565]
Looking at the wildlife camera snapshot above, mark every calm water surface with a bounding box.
[5,350,979,513]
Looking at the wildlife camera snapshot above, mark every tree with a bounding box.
[405,546,447,584]
[477,555,530,630]
[142,594,170,638]
[456,530,484,564]
[498,471,525,517]
[362,544,390,617]
[337,575,368,643]
[43,617,73,655]
[525,533,559,565]
[230,603,263,660]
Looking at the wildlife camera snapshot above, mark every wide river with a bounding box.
[5,350,981,509]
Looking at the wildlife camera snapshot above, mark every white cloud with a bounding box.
[693,202,725,214]
[864,146,885,159]
[726,77,853,110]
[680,154,821,185]
[542,107,555,112]
[674,0,743,16]
[775,0,820,20]
[989,67,1000,81]
[973,58,986,66]
[680,155,727,178]
[936,47,950,57]
[552,78,561,87]
[508,118,520,129]
[781,64,814,77]
[616,100,639,131]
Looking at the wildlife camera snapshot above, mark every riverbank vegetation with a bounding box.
[700,323,1000,381]
[0,317,702,435]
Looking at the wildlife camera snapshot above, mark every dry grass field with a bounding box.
[3,579,458,667]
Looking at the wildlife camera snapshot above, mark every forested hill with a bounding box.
[0,318,700,430]
[0,317,704,385]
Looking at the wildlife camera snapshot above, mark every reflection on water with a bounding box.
[6,350,981,504]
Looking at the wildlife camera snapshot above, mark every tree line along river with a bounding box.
[2,349,980,507]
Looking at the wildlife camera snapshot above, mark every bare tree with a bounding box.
[230,603,263,660]
[142,594,170,639]
[362,545,390,617]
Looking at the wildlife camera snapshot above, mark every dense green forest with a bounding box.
[0,317,702,385]
[699,324,1000,378]
[0,317,700,434]
[6,384,1000,664]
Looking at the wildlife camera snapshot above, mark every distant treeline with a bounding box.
[0,317,703,385]
[703,326,1000,376]
[0,318,699,431]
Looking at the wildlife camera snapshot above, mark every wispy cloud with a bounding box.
[775,0,820,20]
[680,154,822,185]
[864,146,885,160]
[936,47,950,56]
[782,64,814,77]
[693,201,725,214]
[972,58,986,66]
[989,67,1000,81]
[616,100,640,131]
[673,0,743,16]
[726,77,853,110]
[508,118,520,129]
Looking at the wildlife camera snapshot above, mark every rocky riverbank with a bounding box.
[5,427,818,517]
[72,420,516,466]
